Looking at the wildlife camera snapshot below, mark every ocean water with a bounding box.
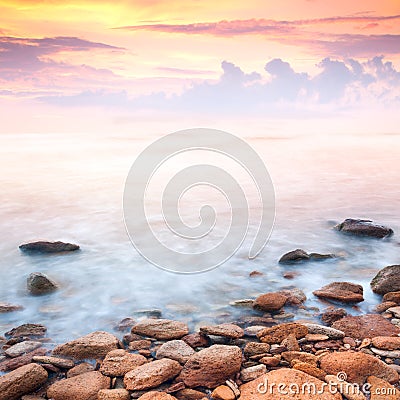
[0,131,399,343]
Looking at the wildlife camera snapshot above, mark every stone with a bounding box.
[388,306,400,318]
[5,323,47,338]
[259,356,280,367]
[5,341,42,358]
[257,322,308,344]
[371,265,400,294]
[156,340,195,364]
[281,333,300,351]
[27,272,58,295]
[53,331,120,359]
[305,334,329,342]
[0,363,48,400]
[100,349,147,376]
[244,342,270,357]
[309,253,336,261]
[182,333,209,348]
[253,293,287,312]
[239,368,342,399]
[0,348,47,372]
[124,358,182,391]
[319,350,398,385]
[211,385,235,400]
[313,282,364,303]
[374,301,397,313]
[47,371,110,400]
[129,340,152,351]
[325,375,367,400]
[98,389,130,400]
[115,318,136,331]
[332,314,400,339]
[32,355,75,369]
[240,364,267,382]
[334,219,393,238]
[370,347,400,358]
[302,323,345,339]
[321,308,347,325]
[277,288,307,305]
[279,249,310,263]
[180,345,242,388]
[66,362,94,378]
[200,323,244,338]
[138,393,177,400]
[384,292,400,304]
[367,376,400,400]
[229,299,254,307]
[131,319,189,340]
[0,303,23,313]
[175,389,206,400]
[372,336,400,350]
[281,351,318,366]
[19,241,80,253]
[292,361,326,380]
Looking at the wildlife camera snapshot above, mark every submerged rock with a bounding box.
[0,303,23,313]
[279,249,309,263]
[27,272,58,295]
[19,241,80,253]
[334,218,393,238]
[253,292,287,312]
[313,282,364,303]
[5,324,47,339]
[371,265,400,294]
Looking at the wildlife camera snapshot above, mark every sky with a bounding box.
[0,0,399,135]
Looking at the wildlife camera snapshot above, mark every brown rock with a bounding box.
[332,314,400,339]
[5,324,47,338]
[239,368,342,399]
[383,291,400,304]
[257,322,308,344]
[279,249,310,263]
[0,303,23,313]
[175,389,207,400]
[47,371,110,400]
[371,265,400,295]
[321,308,347,325]
[281,333,300,351]
[367,376,400,400]
[138,393,177,400]
[211,385,235,400]
[371,336,400,351]
[281,351,318,366]
[0,363,48,400]
[335,219,393,238]
[182,333,209,348]
[129,340,152,351]
[313,282,364,303]
[244,342,270,357]
[253,293,287,312]
[156,340,195,364]
[259,356,280,367]
[292,361,326,380]
[124,358,182,391]
[277,288,307,306]
[374,301,397,313]
[131,319,189,340]
[0,348,47,372]
[98,389,130,400]
[200,323,244,338]
[180,345,242,388]
[53,331,120,360]
[32,355,75,369]
[19,240,80,253]
[67,362,94,378]
[27,272,58,295]
[5,341,42,358]
[319,350,398,385]
[240,365,267,382]
[100,349,147,376]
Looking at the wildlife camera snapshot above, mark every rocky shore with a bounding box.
[0,219,399,399]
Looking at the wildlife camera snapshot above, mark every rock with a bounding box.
[249,270,263,277]
[180,345,242,388]
[32,355,75,369]
[5,341,42,358]
[47,371,110,400]
[66,362,94,378]
[259,356,280,367]
[374,301,397,313]
[371,265,400,294]
[239,368,342,399]
[129,339,152,351]
[319,350,398,385]
[100,349,147,376]
[292,361,326,380]
[277,288,307,305]
[253,293,287,312]
[27,272,58,295]
[115,318,136,331]
[138,393,177,400]
[5,323,47,338]
[371,336,400,350]
[313,282,364,303]
[332,314,400,339]
[244,342,270,357]
[0,363,48,400]
[156,340,195,364]
[257,322,308,344]
[388,306,400,318]
[309,253,336,261]
[19,241,80,253]
[229,299,254,307]
[182,333,209,348]
[175,389,206,400]
[370,347,400,358]
[302,323,345,339]
[305,334,329,342]
[279,249,309,263]
[325,375,366,400]
[321,308,347,325]
[131,319,189,340]
[281,333,300,351]
[240,365,267,382]
[281,351,318,366]
[0,349,47,372]
[98,389,130,400]
[335,218,393,238]
[124,358,182,391]
[200,323,244,338]
[383,291,400,304]
[211,385,235,400]
[367,376,400,400]
[53,331,120,360]
[0,303,23,313]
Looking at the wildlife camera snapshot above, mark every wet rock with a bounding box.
[253,293,287,312]
[321,307,347,325]
[211,385,235,400]
[371,336,400,351]
[32,355,75,369]
[229,299,254,307]
[371,265,400,294]
[302,323,345,339]
[27,272,58,295]
[239,368,342,399]
[200,323,244,339]
[66,362,94,378]
[5,323,47,339]
[124,358,181,390]
[309,253,336,261]
[374,301,397,313]
[19,241,80,253]
[53,331,120,360]
[182,333,209,348]
[156,340,195,364]
[257,322,308,344]
[249,270,263,277]
[244,342,270,357]
[0,348,47,372]
[313,282,364,303]
[367,376,400,400]
[180,345,242,388]
[115,318,136,331]
[100,349,147,376]
[0,363,48,400]
[319,350,398,385]
[279,249,309,263]
[332,314,400,339]
[98,389,130,400]
[47,371,110,400]
[383,291,400,304]
[277,288,307,306]
[138,393,177,400]
[334,218,393,238]
[5,341,42,358]
[0,303,23,313]
[131,319,189,340]
[240,364,267,382]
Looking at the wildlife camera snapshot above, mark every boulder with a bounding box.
[156,340,195,364]
[257,323,308,344]
[253,293,287,312]
[131,319,189,340]
[334,219,393,238]
[0,363,48,400]
[279,249,309,263]
[19,241,80,253]
[313,282,364,303]
[371,265,400,294]
[180,345,242,388]
[27,272,58,295]
[200,323,244,338]
[100,349,147,376]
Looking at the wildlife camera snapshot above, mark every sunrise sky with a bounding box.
[1,0,399,135]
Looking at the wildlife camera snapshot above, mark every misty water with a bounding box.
[0,131,399,343]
